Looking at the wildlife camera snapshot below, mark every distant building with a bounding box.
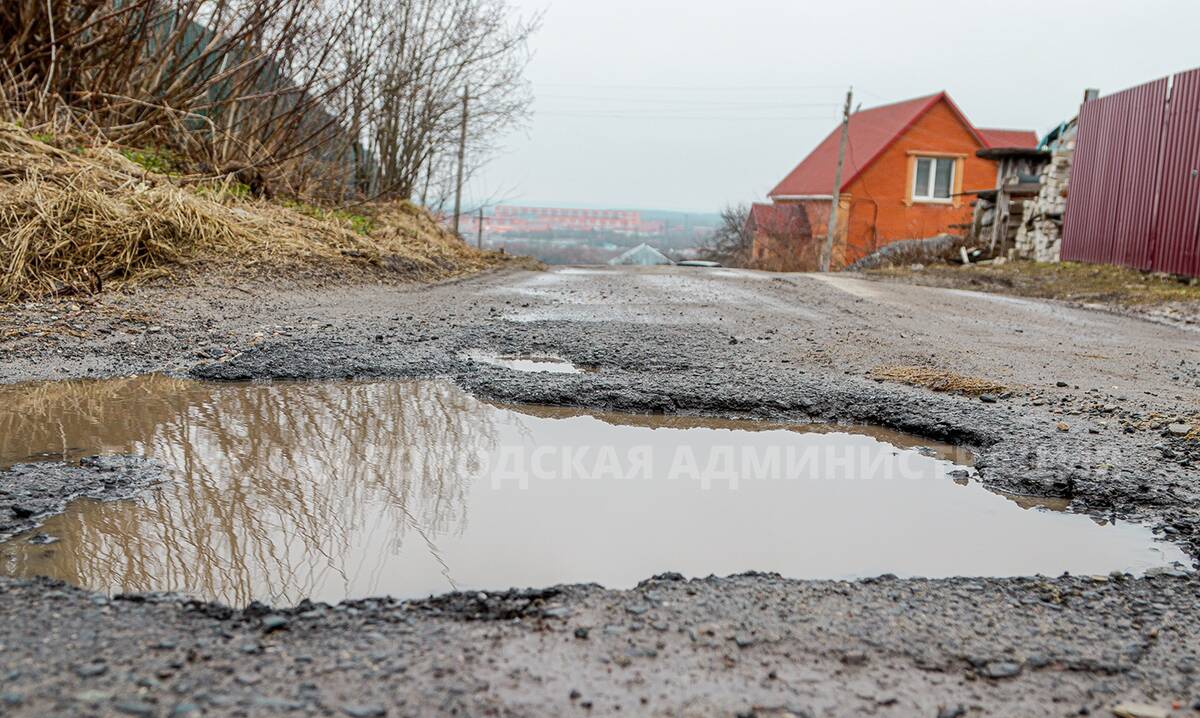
[746,202,823,271]
[762,92,1037,267]
[483,206,665,236]
[608,243,674,266]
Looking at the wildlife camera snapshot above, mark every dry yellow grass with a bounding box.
[869,365,1008,396]
[0,124,507,301]
[867,260,1200,307]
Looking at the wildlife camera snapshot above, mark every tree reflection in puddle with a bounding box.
[0,376,1188,606]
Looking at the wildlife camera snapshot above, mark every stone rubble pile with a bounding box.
[1015,127,1075,263]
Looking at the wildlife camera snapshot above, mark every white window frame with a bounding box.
[912,156,955,203]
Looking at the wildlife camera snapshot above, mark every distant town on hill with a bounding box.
[459,204,721,264]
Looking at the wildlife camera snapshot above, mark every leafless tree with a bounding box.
[700,203,753,266]
[328,0,537,205]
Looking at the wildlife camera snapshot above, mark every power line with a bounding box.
[534,82,848,91]
[539,96,840,108]
[534,112,839,121]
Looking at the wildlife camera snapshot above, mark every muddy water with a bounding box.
[0,376,1186,606]
[461,350,588,374]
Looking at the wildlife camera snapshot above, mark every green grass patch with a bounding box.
[281,200,374,235]
[120,147,182,175]
[191,181,252,200]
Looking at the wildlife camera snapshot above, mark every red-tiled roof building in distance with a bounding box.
[755,92,1036,268]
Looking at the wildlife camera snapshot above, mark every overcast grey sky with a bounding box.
[473,0,1200,213]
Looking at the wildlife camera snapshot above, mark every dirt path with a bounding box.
[1,266,1198,717]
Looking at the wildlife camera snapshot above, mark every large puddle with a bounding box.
[0,377,1187,606]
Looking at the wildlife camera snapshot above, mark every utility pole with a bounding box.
[451,84,469,238]
[820,87,853,272]
[477,206,484,249]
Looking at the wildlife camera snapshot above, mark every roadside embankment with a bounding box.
[0,125,520,303]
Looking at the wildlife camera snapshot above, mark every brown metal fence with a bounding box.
[1062,68,1200,277]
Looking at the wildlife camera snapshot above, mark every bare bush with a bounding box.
[700,203,752,266]
[0,0,535,202]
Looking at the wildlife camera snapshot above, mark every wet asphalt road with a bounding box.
[1,265,1199,717]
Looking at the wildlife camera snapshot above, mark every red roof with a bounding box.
[977,127,1039,149]
[768,92,1030,198]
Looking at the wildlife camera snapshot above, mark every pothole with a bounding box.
[462,349,590,374]
[0,376,1187,606]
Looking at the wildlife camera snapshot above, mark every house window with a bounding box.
[912,156,955,202]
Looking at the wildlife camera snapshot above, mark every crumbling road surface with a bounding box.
[1,266,1198,717]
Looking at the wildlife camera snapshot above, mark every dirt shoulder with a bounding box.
[862,260,1200,328]
[1,266,1199,716]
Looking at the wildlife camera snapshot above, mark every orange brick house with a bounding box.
[754,92,1036,267]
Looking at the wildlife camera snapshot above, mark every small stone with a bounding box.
[937,706,966,718]
[27,533,58,545]
[253,696,305,711]
[114,699,158,717]
[733,633,756,649]
[75,662,108,678]
[75,690,113,704]
[1167,423,1192,436]
[171,703,201,717]
[541,605,571,619]
[574,627,589,640]
[624,603,649,616]
[1056,422,1070,432]
[982,661,1022,679]
[1111,703,1169,718]
[1056,381,1069,387]
[979,393,998,403]
[341,705,387,718]
[261,614,289,632]
[10,504,36,518]
[841,651,868,666]
[235,673,261,686]
[203,694,236,708]
[1,692,23,707]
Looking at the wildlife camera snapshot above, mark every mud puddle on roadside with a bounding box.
[0,376,1187,607]
[462,349,591,374]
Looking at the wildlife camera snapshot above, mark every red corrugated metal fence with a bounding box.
[1062,68,1200,277]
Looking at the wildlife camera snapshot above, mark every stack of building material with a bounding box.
[1015,123,1076,263]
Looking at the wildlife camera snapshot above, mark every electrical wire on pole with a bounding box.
[820,87,853,272]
